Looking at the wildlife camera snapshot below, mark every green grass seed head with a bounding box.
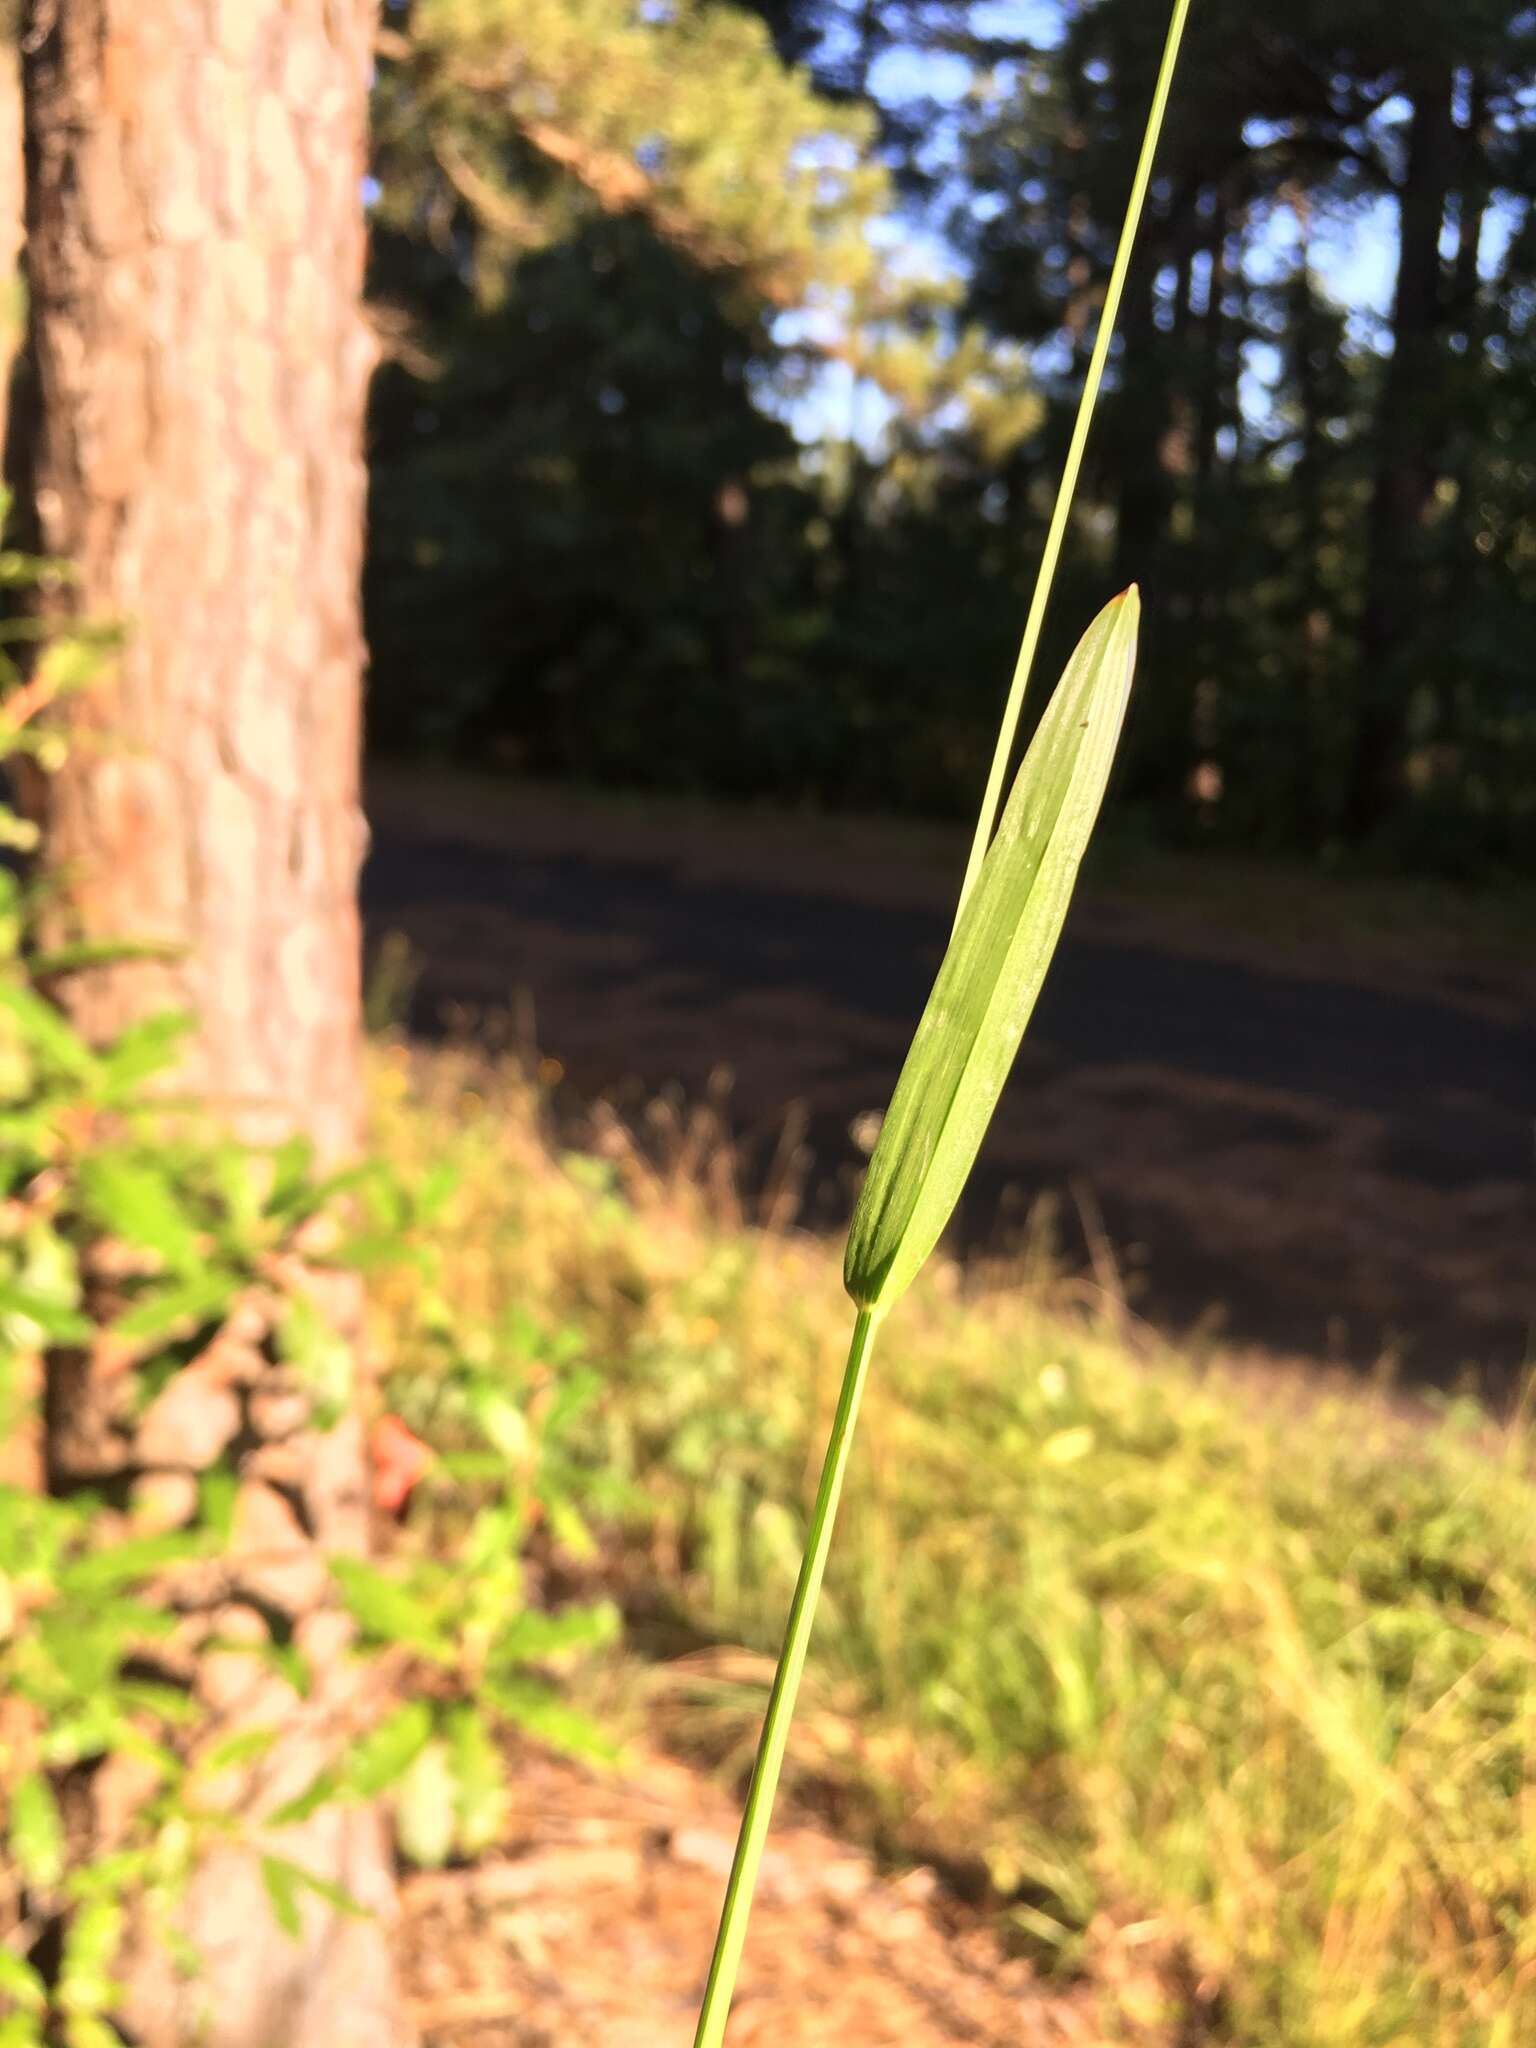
[694,4,1190,2034]
[845,589,1139,1318]
[693,594,1138,2048]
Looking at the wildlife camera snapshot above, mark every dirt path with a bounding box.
[398,1747,1120,2047]
[363,772,1535,1387]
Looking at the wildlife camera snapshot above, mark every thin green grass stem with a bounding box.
[691,1305,880,2048]
[954,0,1193,925]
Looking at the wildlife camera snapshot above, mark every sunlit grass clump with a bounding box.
[373,1044,1536,2048]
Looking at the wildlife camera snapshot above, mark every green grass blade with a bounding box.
[691,1306,879,2048]
[954,0,1192,925]
[692,20,1177,2012]
[845,588,1139,1316]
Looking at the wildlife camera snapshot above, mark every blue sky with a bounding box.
[780,1,1419,449]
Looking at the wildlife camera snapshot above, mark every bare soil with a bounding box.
[397,1745,1161,2048]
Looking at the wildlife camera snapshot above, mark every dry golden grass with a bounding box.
[372,1041,1536,2047]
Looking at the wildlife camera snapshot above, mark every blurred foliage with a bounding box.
[0,534,615,2038]
[365,0,1536,875]
[374,0,884,307]
[375,1043,1536,2047]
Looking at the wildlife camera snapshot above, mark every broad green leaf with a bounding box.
[268,1769,342,1828]
[483,1676,616,1762]
[76,1153,202,1274]
[259,1854,303,1940]
[330,1557,454,1663]
[347,1700,435,1799]
[543,1495,597,1564]
[95,1009,192,1087]
[392,1738,457,1870]
[285,1866,365,1920]
[0,984,96,1079]
[3,1225,86,1350]
[259,1853,365,1936]
[203,1141,265,1250]
[198,1727,278,1775]
[276,1293,353,1424]
[447,1704,508,1856]
[59,1529,205,1597]
[115,1680,198,1727]
[325,1230,415,1275]
[414,1162,459,1223]
[263,1133,318,1222]
[26,942,181,986]
[489,1601,620,1673]
[199,1465,239,1545]
[0,1279,93,1346]
[542,1361,600,1430]
[462,1502,529,1580]
[0,1948,46,2013]
[56,1898,123,2013]
[62,1848,154,1903]
[111,1270,239,1346]
[466,1383,530,1461]
[40,1712,121,1770]
[9,1771,63,1891]
[66,2014,129,2048]
[845,589,1139,1316]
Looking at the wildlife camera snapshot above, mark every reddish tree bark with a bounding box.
[20,4,409,2043]
[23,0,371,1156]
[0,10,23,475]
[0,17,30,1488]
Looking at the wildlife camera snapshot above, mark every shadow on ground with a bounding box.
[363,777,1535,1393]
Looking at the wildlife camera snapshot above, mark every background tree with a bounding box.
[363,0,1536,869]
[363,0,1040,782]
[953,0,1535,860]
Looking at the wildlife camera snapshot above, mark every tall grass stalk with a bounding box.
[692,11,1192,2042]
[690,1307,877,2045]
[955,0,1193,923]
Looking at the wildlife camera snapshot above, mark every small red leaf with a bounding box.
[371,1414,433,1515]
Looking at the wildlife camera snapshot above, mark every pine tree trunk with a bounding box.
[0,12,31,1489]
[1348,62,1455,841]
[22,0,372,1158]
[1110,247,1170,595]
[0,10,23,476]
[1451,70,1488,330]
[1194,195,1227,496]
[1441,68,1489,748]
[1290,253,1331,844]
[20,6,409,2044]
